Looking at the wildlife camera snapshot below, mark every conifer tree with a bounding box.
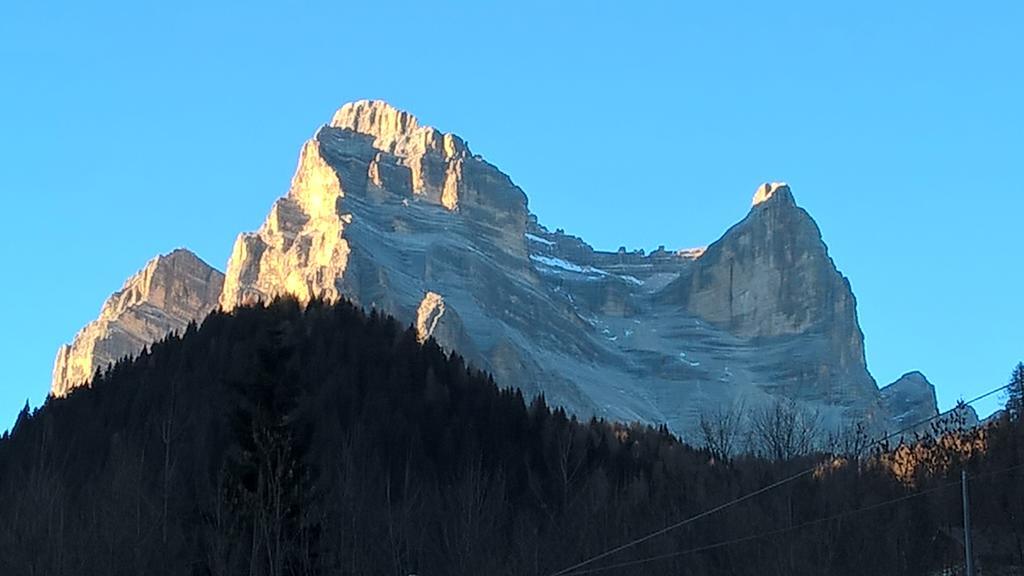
[224,332,318,576]
[1007,362,1024,421]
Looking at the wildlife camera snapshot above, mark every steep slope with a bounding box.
[662,182,878,409]
[51,249,223,397]
[53,101,919,433]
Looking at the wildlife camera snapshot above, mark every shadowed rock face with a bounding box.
[664,183,877,410]
[52,101,930,435]
[51,249,224,397]
[880,371,980,433]
[881,372,939,430]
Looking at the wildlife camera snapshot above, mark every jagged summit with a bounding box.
[52,103,932,434]
[662,182,876,410]
[880,371,980,430]
[219,100,528,311]
[52,249,224,397]
[880,371,937,429]
[121,249,218,311]
[330,100,469,160]
[751,182,794,207]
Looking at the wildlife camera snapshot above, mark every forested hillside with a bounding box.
[1,298,1022,576]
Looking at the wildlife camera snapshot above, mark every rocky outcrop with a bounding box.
[220,100,529,312]
[881,371,982,433]
[682,183,861,342]
[880,372,940,430]
[51,249,223,397]
[415,292,447,343]
[219,138,351,308]
[53,101,940,434]
[330,101,467,210]
[665,182,876,409]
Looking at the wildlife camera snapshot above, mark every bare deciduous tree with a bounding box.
[699,400,748,461]
[827,420,872,461]
[750,399,821,461]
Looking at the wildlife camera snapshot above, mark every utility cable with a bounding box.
[868,384,1011,454]
[549,382,1013,576]
[559,461,1024,575]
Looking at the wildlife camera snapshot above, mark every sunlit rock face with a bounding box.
[55,101,927,435]
[219,100,548,399]
[219,137,352,308]
[751,181,790,206]
[51,249,223,397]
[220,100,529,311]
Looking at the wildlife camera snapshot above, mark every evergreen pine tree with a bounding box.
[224,332,319,576]
[1007,362,1024,421]
[11,401,31,436]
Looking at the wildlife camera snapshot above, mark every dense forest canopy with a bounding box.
[1,298,1022,576]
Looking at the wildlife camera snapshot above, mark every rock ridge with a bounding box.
[52,101,935,434]
[52,249,223,397]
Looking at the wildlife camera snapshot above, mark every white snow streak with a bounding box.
[525,233,555,246]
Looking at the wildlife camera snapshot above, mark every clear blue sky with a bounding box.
[1,1,1021,431]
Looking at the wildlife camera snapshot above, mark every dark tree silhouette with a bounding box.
[0,297,1021,576]
[1007,362,1024,422]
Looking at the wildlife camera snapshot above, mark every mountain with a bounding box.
[52,100,914,434]
[662,182,877,410]
[51,249,224,397]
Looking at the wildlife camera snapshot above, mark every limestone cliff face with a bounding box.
[51,249,223,397]
[220,100,529,312]
[53,101,938,434]
[669,183,875,407]
[331,100,467,210]
[685,183,861,344]
[220,138,351,308]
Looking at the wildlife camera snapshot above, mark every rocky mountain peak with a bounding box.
[220,100,529,312]
[330,99,469,161]
[752,182,794,207]
[880,371,982,432]
[322,100,524,218]
[670,183,876,408]
[53,105,936,436]
[52,249,224,397]
[684,184,857,336]
[880,372,938,428]
[130,249,223,314]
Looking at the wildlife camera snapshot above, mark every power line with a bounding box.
[559,462,1024,576]
[873,384,1010,450]
[549,382,1012,576]
[549,467,816,576]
